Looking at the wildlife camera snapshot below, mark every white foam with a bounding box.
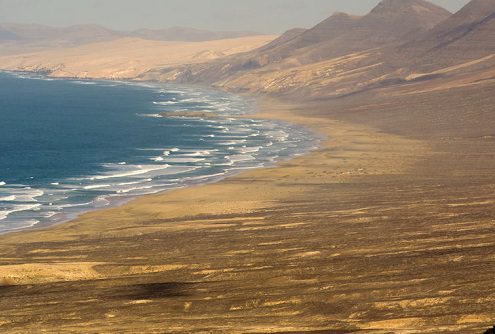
[180,150,215,157]
[0,195,16,201]
[83,184,111,190]
[22,220,40,228]
[239,146,262,154]
[57,201,94,209]
[0,181,5,186]
[153,101,179,106]
[0,204,42,221]
[226,154,255,164]
[267,130,290,142]
[184,172,227,182]
[162,90,186,95]
[139,113,162,118]
[88,165,170,180]
[117,185,154,194]
[6,188,44,202]
[72,80,97,85]
[216,140,246,146]
[93,196,110,207]
[43,212,58,219]
[118,179,152,186]
[50,182,60,186]
[163,157,206,163]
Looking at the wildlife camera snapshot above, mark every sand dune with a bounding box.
[0,35,276,79]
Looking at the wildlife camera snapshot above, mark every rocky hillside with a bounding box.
[142,0,452,95]
[144,0,495,100]
[400,0,495,71]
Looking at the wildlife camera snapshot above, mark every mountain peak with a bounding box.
[370,0,451,19]
[330,11,357,19]
[363,0,451,32]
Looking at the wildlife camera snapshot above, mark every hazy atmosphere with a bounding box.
[0,0,470,32]
[1,0,495,332]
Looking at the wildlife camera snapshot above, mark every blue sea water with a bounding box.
[0,71,317,233]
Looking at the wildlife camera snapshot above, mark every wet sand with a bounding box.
[0,82,495,333]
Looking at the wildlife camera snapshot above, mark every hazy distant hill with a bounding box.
[131,27,265,42]
[0,26,20,41]
[0,23,264,46]
[0,23,123,46]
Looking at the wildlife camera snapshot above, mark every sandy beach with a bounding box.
[2,0,495,332]
[1,76,494,333]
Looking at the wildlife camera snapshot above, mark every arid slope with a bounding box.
[144,0,495,100]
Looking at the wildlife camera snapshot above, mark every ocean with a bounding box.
[0,71,317,233]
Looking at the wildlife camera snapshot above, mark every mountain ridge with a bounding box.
[0,23,266,45]
[399,0,495,71]
[143,0,452,92]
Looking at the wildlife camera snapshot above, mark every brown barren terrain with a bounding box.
[1,0,495,332]
[1,80,495,332]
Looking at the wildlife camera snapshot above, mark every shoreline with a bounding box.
[0,95,431,331]
[0,72,319,236]
[0,97,321,238]
[2,77,495,332]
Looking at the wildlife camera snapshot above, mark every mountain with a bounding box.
[251,12,361,67]
[297,0,451,63]
[0,23,123,46]
[254,0,450,67]
[147,0,452,90]
[399,0,495,71]
[0,23,265,46]
[130,27,264,42]
[0,26,20,41]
